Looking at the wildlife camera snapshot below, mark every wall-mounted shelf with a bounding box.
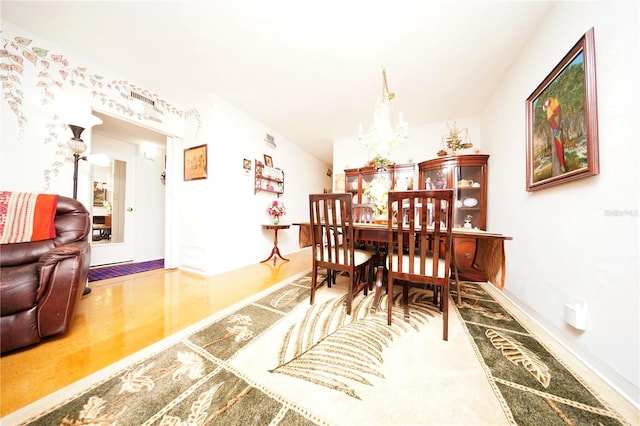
[255,160,284,196]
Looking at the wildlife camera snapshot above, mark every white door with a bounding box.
[89,140,136,266]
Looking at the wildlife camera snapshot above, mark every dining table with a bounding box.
[294,222,512,308]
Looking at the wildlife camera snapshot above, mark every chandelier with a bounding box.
[358,69,409,156]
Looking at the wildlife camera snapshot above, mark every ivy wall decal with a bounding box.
[1,32,202,190]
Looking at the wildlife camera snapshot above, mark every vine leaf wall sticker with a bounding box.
[1,32,202,190]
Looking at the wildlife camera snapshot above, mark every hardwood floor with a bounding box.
[0,250,312,417]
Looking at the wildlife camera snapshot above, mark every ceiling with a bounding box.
[2,1,554,164]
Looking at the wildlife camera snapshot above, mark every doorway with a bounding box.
[90,112,168,267]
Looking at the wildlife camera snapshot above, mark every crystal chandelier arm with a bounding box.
[358,69,409,157]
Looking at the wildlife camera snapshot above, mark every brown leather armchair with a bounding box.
[1,196,91,353]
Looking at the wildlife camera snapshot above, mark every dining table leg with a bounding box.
[368,249,387,314]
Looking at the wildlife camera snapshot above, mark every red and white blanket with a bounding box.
[0,191,59,244]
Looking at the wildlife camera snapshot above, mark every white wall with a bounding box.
[177,94,329,275]
[482,1,639,405]
[1,20,330,276]
[0,21,184,211]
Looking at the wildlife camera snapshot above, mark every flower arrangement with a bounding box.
[365,155,394,170]
[363,177,389,218]
[266,200,286,224]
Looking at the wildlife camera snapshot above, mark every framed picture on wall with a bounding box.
[93,182,106,206]
[184,144,208,181]
[525,27,599,191]
[264,154,273,168]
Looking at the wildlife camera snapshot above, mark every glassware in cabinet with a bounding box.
[418,154,489,281]
[344,163,416,204]
[418,155,488,229]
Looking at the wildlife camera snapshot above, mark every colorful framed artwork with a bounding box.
[525,27,599,191]
[184,144,208,181]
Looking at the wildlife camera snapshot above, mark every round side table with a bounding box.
[261,224,290,265]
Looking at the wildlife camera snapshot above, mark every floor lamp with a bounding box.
[67,122,108,296]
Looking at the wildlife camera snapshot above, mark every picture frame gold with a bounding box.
[184,144,208,181]
[264,154,273,168]
[525,27,599,191]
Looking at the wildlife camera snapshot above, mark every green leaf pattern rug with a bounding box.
[7,273,631,425]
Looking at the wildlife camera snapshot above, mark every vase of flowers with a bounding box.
[365,155,394,170]
[363,177,390,223]
[266,199,286,225]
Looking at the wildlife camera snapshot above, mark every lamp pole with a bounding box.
[68,125,87,200]
[67,124,92,295]
[72,153,82,200]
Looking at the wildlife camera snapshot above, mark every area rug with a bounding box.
[450,281,629,426]
[88,259,164,282]
[3,273,630,425]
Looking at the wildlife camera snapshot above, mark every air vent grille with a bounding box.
[130,91,155,107]
[265,133,276,148]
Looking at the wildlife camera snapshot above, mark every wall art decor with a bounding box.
[525,27,599,191]
[264,154,273,168]
[184,144,208,181]
[93,182,107,206]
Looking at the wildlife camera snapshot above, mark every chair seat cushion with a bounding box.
[0,263,39,316]
[388,254,447,278]
[316,247,372,267]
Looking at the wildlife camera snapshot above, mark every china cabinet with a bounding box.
[344,163,416,204]
[418,154,489,281]
[254,160,284,196]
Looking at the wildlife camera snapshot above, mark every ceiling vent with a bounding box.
[265,133,276,149]
[127,90,164,122]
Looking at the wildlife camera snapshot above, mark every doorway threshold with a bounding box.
[88,259,164,282]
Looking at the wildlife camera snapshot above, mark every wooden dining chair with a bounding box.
[385,189,454,340]
[309,193,374,315]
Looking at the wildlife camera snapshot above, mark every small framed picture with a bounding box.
[93,182,106,206]
[184,144,208,181]
[264,154,273,168]
[243,158,252,170]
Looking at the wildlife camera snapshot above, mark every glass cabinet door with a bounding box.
[392,164,417,191]
[345,171,360,201]
[418,154,489,230]
[423,167,449,191]
[453,165,483,229]
[361,169,391,204]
